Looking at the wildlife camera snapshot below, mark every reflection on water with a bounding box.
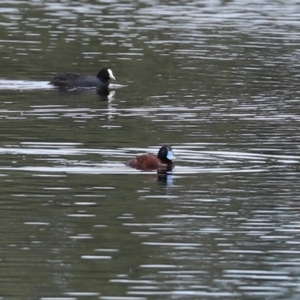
[0,0,300,299]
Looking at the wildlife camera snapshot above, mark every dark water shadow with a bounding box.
[52,85,116,100]
[157,172,175,187]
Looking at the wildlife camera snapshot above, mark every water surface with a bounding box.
[0,1,300,299]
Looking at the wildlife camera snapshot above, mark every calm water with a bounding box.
[0,0,300,299]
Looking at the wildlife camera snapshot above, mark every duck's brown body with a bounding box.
[126,145,175,171]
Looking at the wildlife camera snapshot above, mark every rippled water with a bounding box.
[0,0,300,299]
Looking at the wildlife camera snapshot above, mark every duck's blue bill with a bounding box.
[167,150,175,160]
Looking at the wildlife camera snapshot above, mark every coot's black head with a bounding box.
[96,68,116,82]
[157,145,175,162]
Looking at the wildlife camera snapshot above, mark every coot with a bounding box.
[50,68,116,89]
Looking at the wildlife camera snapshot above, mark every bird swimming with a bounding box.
[50,67,116,90]
[126,145,175,172]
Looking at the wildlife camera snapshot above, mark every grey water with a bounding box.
[0,0,300,299]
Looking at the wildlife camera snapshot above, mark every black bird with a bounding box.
[50,67,116,90]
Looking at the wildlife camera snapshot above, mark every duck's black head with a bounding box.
[157,145,175,162]
[96,68,116,82]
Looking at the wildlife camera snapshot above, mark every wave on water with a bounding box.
[0,79,126,91]
[0,79,54,91]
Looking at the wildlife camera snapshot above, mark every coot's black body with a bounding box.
[50,68,116,90]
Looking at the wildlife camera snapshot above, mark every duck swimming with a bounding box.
[126,145,175,171]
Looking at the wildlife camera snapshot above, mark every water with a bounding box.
[0,0,300,299]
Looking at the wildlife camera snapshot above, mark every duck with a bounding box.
[126,145,175,171]
[50,67,116,90]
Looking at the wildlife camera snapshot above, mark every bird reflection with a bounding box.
[52,86,117,121]
[97,88,117,101]
[157,171,174,186]
[54,85,115,101]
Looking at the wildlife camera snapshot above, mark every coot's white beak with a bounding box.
[108,69,116,80]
